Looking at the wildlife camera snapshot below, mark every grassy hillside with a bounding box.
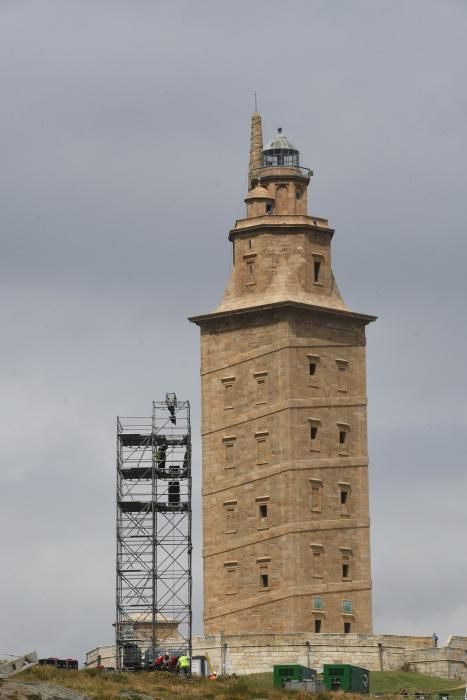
[370,671,465,694]
[8,666,466,700]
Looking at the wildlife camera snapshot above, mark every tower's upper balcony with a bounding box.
[246,128,312,219]
[257,128,312,181]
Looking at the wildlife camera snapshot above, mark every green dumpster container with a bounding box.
[323,664,370,694]
[273,664,315,689]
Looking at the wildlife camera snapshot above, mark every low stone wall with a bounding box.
[192,633,467,680]
[84,633,467,680]
[405,637,467,681]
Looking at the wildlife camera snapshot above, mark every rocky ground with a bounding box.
[0,681,90,700]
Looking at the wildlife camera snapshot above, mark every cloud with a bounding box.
[1,0,466,661]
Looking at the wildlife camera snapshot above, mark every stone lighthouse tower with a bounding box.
[190,112,375,636]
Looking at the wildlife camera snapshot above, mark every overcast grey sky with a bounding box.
[1,0,466,663]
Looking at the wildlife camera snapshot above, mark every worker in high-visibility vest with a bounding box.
[177,654,190,677]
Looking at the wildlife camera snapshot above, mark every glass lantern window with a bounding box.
[263,148,299,167]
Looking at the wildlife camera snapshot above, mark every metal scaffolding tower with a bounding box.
[116,394,192,670]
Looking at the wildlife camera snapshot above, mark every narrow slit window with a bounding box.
[254,371,268,404]
[223,379,235,409]
[257,379,266,402]
[341,549,352,579]
[309,421,321,451]
[307,354,320,386]
[339,484,351,516]
[310,479,322,513]
[224,501,238,533]
[311,487,320,511]
[257,497,270,529]
[337,360,349,392]
[312,549,323,577]
[257,439,267,463]
[266,202,273,214]
[337,423,350,453]
[225,442,234,466]
[244,257,257,285]
[296,188,302,200]
[313,259,321,283]
[257,557,271,590]
[225,562,238,594]
[255,432,269,464]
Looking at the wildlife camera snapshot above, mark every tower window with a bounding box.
[339,482,351,516]
[311,545,324,577]
[243,252,257,285]
[344,622,352,634]
[309,419,321,451]
[295,188,302,200]
[257,556,271,590]
[266,202,273,214]
[314,619,322,633]
[248,239,252,249]
[314,260,321,283]
[312,595,324,610]
[223,436,236,469]
[310,479,322,513]
[312,254,324,285]
[342,599,353,614]
[307,354,320,387]
[337,423,350,453]
[256,496,270,529]
[255,430,269,465]
[336,359,349,392]
[341,548,352,580]
[222,377,235,409]
[254,371,268,404]
[224,500,238,533]
[256,379,266,402]
[224,561,239,594]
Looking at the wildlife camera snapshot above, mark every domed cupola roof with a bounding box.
[263,127,300,168]
[245,183,274,201]
[264,127,298,152]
